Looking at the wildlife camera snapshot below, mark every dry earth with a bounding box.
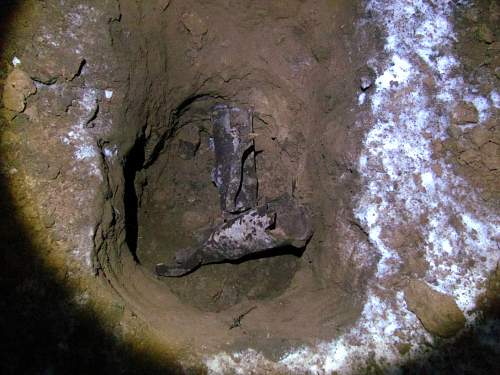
[0,0,498,374]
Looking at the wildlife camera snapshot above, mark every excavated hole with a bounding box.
[93,0,371,359]
[124,96,304,312]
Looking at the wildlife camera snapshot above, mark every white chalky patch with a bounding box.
[31,3,114,272]
[358,92,366,105]
[12,56,21,66]
[464,94,491,123]
[61,87,103,181]
[491,90,500,108]
[212,211,274,247]
[103,145,118,159]
[205,0,500,373]
[104,89,113,99]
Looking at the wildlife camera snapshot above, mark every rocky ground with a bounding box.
[0,0,498,374]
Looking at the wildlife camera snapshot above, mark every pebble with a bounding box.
[480,142,500,170]
[12,56,21,66]
[181,12,208,37]
[360,75,373,91]
[477,24,494,44]
[2,69,37,113]
[404,279,465,338]
[452,101,478,125]
[470,127,491,147]
[42,214,56,228]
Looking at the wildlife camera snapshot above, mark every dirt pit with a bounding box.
[3,0,498,372]
[135,97,303,311]
[87,0,376,358]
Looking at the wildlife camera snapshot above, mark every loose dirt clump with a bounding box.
[442,0,500,204]
[404,279,466,338]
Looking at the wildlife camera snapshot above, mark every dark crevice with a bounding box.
[142,94,219,169]
[226,244,305,264]
[167,245,306,278]
[234,144,256,209]
[123,135,146,263]
[125,94,222,261]
[71,58,86,81]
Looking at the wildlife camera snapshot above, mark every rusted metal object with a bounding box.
[211,104,257,214]
[156,104,312,277]
[156,195,312,277]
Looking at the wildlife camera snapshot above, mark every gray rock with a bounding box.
[360,75,373,91]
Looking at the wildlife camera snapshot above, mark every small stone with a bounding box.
[477,24,494,44]
[178,140,198,160]
[447,124,462,139]
[431,163,442,177]
[480,142,499,170]
[452,101,478,125]
[181,12,208,37]
[312,45,331,62]
[432,140,444,154]
[42,214,56,228]
[360,75,373,91]
[2,68,37,113]
[12,56,21,66]
[459,149,481,164]
[396,343,412,355]
[47,163,61,180]
[357,66,376,91]
[176,124,200,159]
[470,127,491,147]
[24,104,39,122]
[404,279,465,338]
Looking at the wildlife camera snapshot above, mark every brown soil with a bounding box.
[2,0,498,373]
[443,0,500,205]
[136,118,302,311]
[92,0,377,358]
[0,0,378,359]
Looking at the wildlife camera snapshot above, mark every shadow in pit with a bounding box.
[0,139,186,375]
[0,3,184,375]
[162,245,307,278]
[123,134,146,264]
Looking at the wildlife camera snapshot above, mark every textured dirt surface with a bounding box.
[0,0,499,374]
[0,0,373,362]
[136,124,302,311]
[113,0,373,354]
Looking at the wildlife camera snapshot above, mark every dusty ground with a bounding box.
[0,0,499,374]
